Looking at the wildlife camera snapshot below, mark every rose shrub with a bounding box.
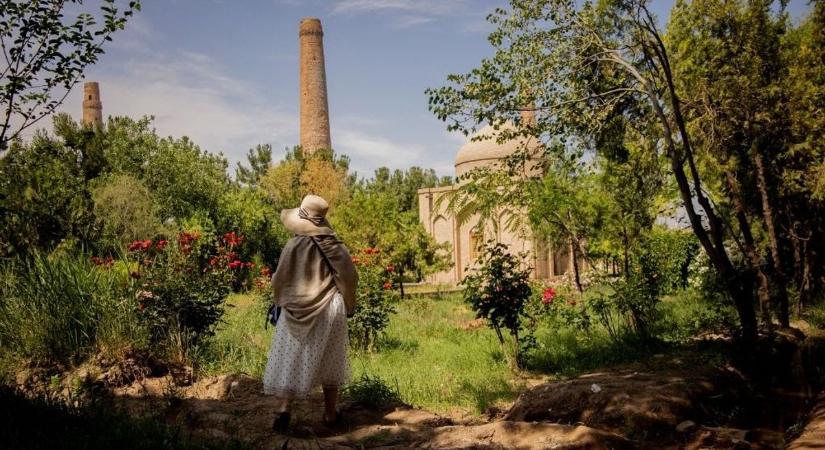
[126,230,252,357]
[461,241,534,369]
[349,247,398,351]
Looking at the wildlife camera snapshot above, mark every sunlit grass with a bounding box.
[205,291,699,415]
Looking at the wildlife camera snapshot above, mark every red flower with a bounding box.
[138,303,145,312]
[383,281,393,290]
[178,231,200,247]
[155,240,168,250]
[209,256,219,266]
[386,264,395,273]
[260,267,271,277]
[351,256,360,265]
[542,287,556,305]
[127,240,142,252]
[228,260,243,269]
[222,231,245,247]
[245,262,255,269]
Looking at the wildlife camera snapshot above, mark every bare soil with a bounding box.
[15,326,825,449]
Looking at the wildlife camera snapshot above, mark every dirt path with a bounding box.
[787,392,825,450]
[105,349,810,450]
[112,373,630,449]
[17,327,825,449]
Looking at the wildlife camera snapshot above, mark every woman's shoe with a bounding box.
[272,411,291,433]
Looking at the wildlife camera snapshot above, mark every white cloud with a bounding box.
[331,129,450,178]
[328,0,491,31]
[58,49,297,169]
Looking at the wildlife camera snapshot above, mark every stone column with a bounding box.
[82,82,103,129]
[299,17,332,155]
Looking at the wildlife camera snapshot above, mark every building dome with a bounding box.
[454,121,542,178]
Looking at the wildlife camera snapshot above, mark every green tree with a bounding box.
[91,173,160,249]
[0,0,141,150]
[235,143,272,186]
[0,129,94,256]
[427,0,767,341]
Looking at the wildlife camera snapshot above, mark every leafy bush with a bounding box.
[349,247,398,351]
[587,229,700,338]
[126,230,252,360]
[655,290,739,342]
[344,372,402,407]
[91,174,162,250]
[461,241,534,369]
[0,251,144,366]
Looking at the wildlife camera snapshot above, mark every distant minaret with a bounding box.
[299,17,332,154]
[82,82,103,129]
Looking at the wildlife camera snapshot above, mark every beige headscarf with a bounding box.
[270,196,358,339]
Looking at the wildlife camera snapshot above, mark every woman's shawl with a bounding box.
[270,234,358,339]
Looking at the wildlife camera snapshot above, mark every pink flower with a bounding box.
[383,281,392,290]
[155,240,168,250]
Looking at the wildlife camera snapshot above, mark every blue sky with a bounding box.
[56,0,813,179]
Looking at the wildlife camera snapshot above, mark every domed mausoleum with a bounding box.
[418,120,575,285]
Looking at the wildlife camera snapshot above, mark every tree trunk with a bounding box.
[398,267,406,299]
[753,151,790,326]
[571,237,583,293]
[615,20,758,342]
[724,170,774,329]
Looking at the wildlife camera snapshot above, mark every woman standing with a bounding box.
[263,195,358,431]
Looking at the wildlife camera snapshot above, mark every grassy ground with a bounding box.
[203,292,672,415]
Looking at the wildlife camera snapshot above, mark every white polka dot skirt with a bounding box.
[263,292,350,398]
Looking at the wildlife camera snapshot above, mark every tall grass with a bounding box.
[0,252,147,367]
[199,294,273,376]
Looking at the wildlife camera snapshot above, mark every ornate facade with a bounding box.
[417,121,576,284]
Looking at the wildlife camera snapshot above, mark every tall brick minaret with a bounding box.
[299,17,331,154]
[82,81,103,129]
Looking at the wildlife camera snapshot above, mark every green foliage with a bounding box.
[234,143,273,186]
[91,174,161,249]
[461,241,534,368]
[126,230,253,359]
[0,0,141,150]
[349,248,398,351]
[215,187,286,269]
[592,229,699,337]
[331,170,451,287]
[0,251,144,366]
[141,136,229,222]
[349,293,522,414]
[655,291,739,343]
[0,132,95,257]
[344,372,402,408]
[199,294,272,377]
